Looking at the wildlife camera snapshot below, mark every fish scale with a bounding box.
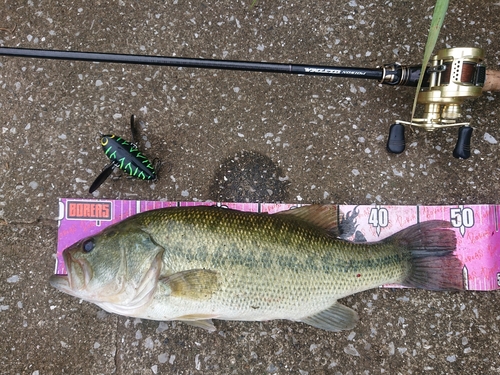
[49,205,463,332]
[129,207,429,318]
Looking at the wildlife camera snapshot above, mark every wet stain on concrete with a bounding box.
[209,150,289,202]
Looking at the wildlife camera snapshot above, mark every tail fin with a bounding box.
[389,220,464,291]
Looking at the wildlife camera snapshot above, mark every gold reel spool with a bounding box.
[411,47,485,130]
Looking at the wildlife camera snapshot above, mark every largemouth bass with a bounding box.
[49,205,463,332]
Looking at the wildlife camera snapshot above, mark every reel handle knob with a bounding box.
[453,126,473,159]
[386,123,406,154]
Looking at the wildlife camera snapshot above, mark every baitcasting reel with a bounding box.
[387,47,486,159]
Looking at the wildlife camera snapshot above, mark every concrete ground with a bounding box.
[1,1,499,374]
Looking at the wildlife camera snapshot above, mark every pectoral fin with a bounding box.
[300,302,358,332]
[160,269,218,300]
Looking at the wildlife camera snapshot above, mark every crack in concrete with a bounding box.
[0,217,58,227]
[114,319,122,375]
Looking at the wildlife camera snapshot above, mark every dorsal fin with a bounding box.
[275,205,341,236]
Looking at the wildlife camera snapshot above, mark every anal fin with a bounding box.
[300,302,358,332]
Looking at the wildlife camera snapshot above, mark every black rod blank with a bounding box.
[0,46,384,81]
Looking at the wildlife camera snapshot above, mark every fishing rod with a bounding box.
[1,46,497,158]
[0,46,423,85]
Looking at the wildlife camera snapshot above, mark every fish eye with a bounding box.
[82,239,95,253]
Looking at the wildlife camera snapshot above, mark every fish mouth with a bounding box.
[49,274,71,293]
[49,249,93,295]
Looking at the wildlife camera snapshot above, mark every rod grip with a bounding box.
[483,70,500,92]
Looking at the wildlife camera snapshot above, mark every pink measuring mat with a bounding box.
[55,199,500,291]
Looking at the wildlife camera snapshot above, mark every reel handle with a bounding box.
[453,126,473,159]
[386,124,406,154]
[386,123,473,159]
